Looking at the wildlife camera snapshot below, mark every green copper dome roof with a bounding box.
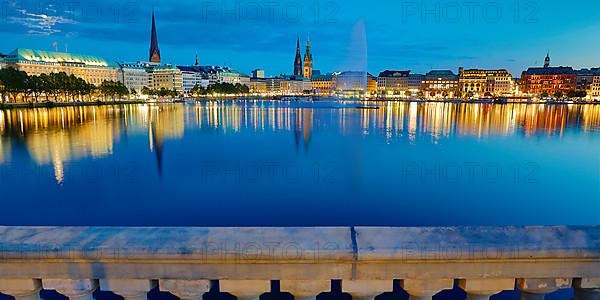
[6,48,117,68]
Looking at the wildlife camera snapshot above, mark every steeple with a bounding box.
[195,52,199,66]
[293,37,303,77]
[303,36,313,79]
[544,52,550,68]
[304,35,312,60]
[149,11,161,63]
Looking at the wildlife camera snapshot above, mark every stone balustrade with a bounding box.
[0,226,599,300]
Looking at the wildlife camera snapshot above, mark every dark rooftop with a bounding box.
[177,65,205,73]
[378,70,410,77]
[424,70,458,80]
[575,68,600,75]
[522,66,575,75]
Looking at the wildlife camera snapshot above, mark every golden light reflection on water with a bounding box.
[0,101,599,170]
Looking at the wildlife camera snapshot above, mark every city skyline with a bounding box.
[1,0,600,76]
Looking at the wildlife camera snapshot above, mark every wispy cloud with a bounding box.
[6,2,76,35]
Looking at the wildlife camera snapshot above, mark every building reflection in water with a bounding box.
[148,105,184,177]
[294,108,313,152]
[0,101,599,184]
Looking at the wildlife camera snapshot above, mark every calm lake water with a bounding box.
[0,100,599,226]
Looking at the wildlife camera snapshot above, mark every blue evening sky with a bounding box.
[1,0,599,77]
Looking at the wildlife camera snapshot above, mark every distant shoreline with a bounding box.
[191,96,600,105]
[0,100,146,109]
[1,98,599,109]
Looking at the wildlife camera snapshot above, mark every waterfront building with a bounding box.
[265,77,283,94]
[177,66,209,94]
[334,71,377,97]
[149,64,183,94]
[458,68,514,97]
[422,70,459,99]
[200,66,247,85]
[303,38,313,79]
[408,74,424,95]
[216,68,244,85]
[251,69,265,79]
[591,74,600,100]
[377,70,410,96]
[117,62,151,94]
[280,76,312,95]
[367,74,378,95]
[520,54,577,96]
[335,71,366,95]
[118,62,198,96]
[311,74,336,96]
[3,48,118,85]
[249,78,267,94]
[576,68,600,97]
[149,12,161,63]
[239,74,251,87]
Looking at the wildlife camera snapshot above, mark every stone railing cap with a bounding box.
[355,226,600,261]
[1,226,600,263]
[0,226,354,262]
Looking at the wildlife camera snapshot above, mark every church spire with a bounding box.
[149,11,161,63]
[293,37,303,77]
[544,52,550,68]
[195,52,199,66]
[303,35,313,79]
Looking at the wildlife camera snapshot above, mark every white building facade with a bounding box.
[117,62,151,94]
[178,66,210,94]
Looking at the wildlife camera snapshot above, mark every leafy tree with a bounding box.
[540,92,549,99]
[157,88,169,97]
[0,68,101,103]
[207,82,249,95]
[25,75,44,102]
[566,90,587,100]
[141,86,154,96]
[39,73,57,102]
[0,67,28,102]
[190,84,207,97]
[553,91,563,99]
[404,90,411,98]
[100,80,129,100]
[455,90,463,99]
